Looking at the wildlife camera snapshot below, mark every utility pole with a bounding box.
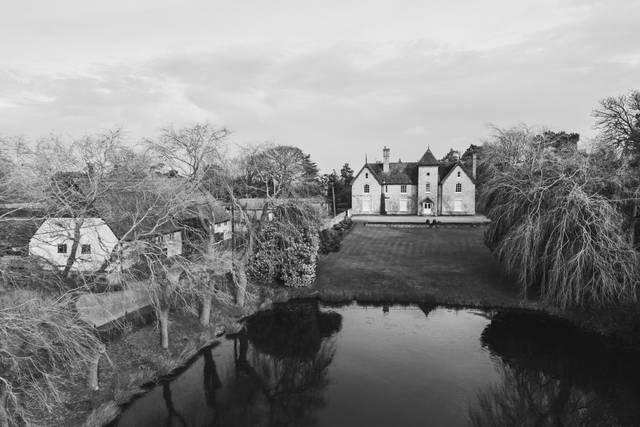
[331,173,337,217]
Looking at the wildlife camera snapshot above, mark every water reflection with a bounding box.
[469,311,640,427]
[223,302,341,426]
[116,301,341,427]
[115,304,640,427]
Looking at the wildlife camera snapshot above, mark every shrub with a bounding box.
[318,217,353,254]
[248,202,321,287]
[319,229,341,254]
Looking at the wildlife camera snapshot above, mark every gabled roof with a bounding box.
[364,162,419,185]
[417,148,439,166]
[438,162,476,184]
[353,148,476,187]
[353,164,383,185]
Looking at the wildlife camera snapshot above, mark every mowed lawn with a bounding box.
[314,224,519,306]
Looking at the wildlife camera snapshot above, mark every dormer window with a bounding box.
[364,184,370,193]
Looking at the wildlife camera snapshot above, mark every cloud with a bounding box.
[403,126,430,136]
[0,0,638,171]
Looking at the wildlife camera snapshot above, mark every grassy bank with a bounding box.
[314,223,521,307]
[312,223,640,346]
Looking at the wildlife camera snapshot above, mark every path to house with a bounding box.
[313,223,520,307]
[351,214,491,224]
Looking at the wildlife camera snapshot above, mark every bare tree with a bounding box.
[146,123,229,180]
[593,90,640,161]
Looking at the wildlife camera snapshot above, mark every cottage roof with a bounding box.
[210,202,231,224]
[0,218,42,255]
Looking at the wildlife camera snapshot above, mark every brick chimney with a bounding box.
[383,146,390,173]
[472,153,477,180]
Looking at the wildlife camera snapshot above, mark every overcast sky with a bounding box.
[1,0,638,172]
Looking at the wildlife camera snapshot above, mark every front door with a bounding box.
[454,200,462,212]
[362,198,371,212]
[399,199,408,212]
[423,202,432,215]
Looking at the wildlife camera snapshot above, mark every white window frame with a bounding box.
[455,183,462,193]
[400,185,407,193]
[364,184,370,193]
[425,183,431,193]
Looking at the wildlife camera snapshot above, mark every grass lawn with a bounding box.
[314,224,520,306]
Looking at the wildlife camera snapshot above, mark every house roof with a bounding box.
[106,215,182,241]
[211,202,231,224]
[417,148,439,166]
[354,147,476,187]
[366,162,419,185]
[0,218,42,254]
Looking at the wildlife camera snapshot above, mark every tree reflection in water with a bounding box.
[468,311,640,427]
[208,301,342,427]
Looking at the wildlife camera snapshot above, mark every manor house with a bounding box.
[351,147,476,216]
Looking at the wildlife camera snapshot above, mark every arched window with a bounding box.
[455,183,462,193]
[364,184,370,193]
[425,183,431,193]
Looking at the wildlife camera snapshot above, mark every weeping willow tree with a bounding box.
[480,126,640,308]
[0,290,103,426]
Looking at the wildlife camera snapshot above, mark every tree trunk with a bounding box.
[88,344,105,391]
[62,218,84,278]
[236,266,247,307]
[200,295,212,326]
[159,308,170,349]
[0,386,8,427]
[630,203,638,248]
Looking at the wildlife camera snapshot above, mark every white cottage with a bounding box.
[29,217,119,271]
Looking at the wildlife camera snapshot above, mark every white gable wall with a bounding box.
[29,218,119,271]
[351,166,381,214]
[439,165,476,215]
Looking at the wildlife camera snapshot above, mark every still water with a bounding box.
[114,302,640,427]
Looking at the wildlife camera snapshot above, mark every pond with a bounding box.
[113,301,640,427]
